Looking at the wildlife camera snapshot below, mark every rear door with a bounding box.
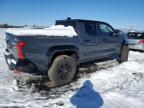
[80,21,112,61]
[97,23,121,57]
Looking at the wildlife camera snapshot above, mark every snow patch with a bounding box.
[6,25,77,37]
[1,28,144,108]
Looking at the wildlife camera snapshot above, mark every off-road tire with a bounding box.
[119,45,129,63]
[48,55,76,86]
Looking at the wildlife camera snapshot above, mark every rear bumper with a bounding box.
[128,44,144,51]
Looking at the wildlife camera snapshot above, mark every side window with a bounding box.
[85,22,97,36]
[99,24,114,35]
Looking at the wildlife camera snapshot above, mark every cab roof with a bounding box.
[56,17,106,24]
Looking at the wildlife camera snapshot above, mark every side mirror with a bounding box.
[115,29,121,33]
[109,32,117,36]
[109,30,121,36]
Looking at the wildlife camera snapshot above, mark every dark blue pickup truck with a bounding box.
[4,18,129,90]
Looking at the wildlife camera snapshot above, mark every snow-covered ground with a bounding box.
[0,29,144,108]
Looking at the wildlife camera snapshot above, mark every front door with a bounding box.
[80,21,111,61]
[97,23,121,57]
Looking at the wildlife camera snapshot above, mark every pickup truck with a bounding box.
[4,18,129,91]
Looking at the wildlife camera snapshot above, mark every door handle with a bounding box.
[84,40,90,42]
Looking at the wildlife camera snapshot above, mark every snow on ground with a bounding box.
[0,28,144,108]
[6,25,77,37]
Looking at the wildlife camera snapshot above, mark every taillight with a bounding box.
[16,42,27,59]
[138,40,144,44]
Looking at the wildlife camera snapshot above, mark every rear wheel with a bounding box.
[119,45,129,63]
[48,55,76,86]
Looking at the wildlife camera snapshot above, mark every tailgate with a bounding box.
[5,33,18,69]
[5,33,18,57]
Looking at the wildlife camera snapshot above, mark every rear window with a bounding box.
[127,33,144,39]
[85,22,97,36]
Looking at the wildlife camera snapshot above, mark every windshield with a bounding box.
[127,33,144,39]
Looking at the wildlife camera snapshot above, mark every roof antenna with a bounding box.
[67,17,71,20]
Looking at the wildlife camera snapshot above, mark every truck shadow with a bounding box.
[35,63,101,96]
[34,58,117,98]
[130,49,144,53]
[76,58,117,79]
[78,64,98,74]
[70,80,103,108]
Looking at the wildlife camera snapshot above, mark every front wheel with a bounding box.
[48,55,77,86]
[119,45,129,63]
